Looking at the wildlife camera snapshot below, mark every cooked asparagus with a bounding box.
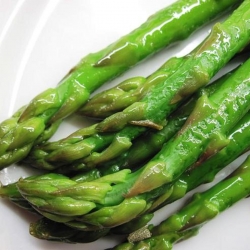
[1,0,232,169]
[24,1,250,172]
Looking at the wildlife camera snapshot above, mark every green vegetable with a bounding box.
[87,71,233,176]
[114,110,250,234]
[56,69,232,175]
[6,110,248,242]
[80,56,192,119]
[128,54,250,197]
[15,53,250,228]
[110,230,198,250]
[0,0,236,170]
[29,217,109,243]
[2,78,249,242]
[24,0,250,172]
[110,155,250,250]
[30,216,197,246]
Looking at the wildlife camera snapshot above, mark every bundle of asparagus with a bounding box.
[22,0,250,173]
[0,1,250,250]
[0,0,236,169]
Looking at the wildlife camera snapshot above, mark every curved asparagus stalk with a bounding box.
[1,0,232,170]
[15,56,250,228]
[24,1,250,172]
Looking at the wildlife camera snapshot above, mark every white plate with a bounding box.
[0,1,249,249]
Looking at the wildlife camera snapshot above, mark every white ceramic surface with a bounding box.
[0,1,249,249]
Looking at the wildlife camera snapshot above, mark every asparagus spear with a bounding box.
[79,56,192,119]
[1,0,232,170]
[24,1,250,172]
[113,110,250,234]
[148,116,250,212]
[15,55,250,228]
[110,155,250,250]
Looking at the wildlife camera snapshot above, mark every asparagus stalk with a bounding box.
[1,0,232,170]
[113,110,250,234]
[15,55,250,228]
[141,114,250,213]
[79,56,193,119]
[24,1,250,172]
[29,217,109,243]
[80,45,250,119]
[110,155,250,250]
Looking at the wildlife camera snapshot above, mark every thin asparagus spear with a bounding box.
[152,155,250,235]
[111,155,250,250]
[24,1,250,172]
[16,55,250,228]
[1,0,232,170]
